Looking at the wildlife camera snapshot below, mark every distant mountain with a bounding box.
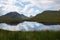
[0,12,28,23]
[34,10,60,19]
[30,15,33,18]
[27,10,60,25]
[1,12,27,19]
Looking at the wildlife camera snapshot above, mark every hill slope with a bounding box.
[3,12,26,19]
[0,12,28,23]
[27,10,60,25]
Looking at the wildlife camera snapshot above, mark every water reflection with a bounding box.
[5,22,20,25]
[0,21,60,31]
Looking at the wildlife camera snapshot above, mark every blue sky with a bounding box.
[0,0,60,17]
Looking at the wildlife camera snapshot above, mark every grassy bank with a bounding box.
[0,29,60,40]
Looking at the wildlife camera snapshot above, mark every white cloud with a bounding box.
[21,4,34,13]
[0,5,21,16]
[27,8,34,13]
[19,0,60,16]
[7,0,16,5]
[20,0,54,9]
[4,5,20,13]
[0,0,60,16]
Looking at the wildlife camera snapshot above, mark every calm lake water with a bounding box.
[0,21,60,31]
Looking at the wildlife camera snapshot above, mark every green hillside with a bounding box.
[35,10,60,20]
[0,17,25,23]
[27,10,60,25]
[0,10,60,25]
[0,29,60,40]
[0,12,29,23]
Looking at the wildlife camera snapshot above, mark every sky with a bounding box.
[0,0,60,17]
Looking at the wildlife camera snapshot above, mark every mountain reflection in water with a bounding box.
[0,21,60,31]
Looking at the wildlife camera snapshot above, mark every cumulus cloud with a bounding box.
[15,0,60,15]
[20,0,60,10]
[0,0,60,16]
[4,5,21,13]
